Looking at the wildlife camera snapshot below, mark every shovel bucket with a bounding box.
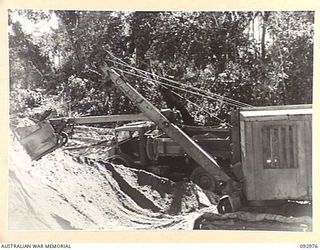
[14,120,68,161]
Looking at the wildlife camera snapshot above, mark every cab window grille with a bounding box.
[262,125,297,169]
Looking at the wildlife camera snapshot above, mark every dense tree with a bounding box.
[8,10,314,125]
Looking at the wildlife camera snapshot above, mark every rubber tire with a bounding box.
[190,166,216,192]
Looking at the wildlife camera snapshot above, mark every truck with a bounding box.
[14,64,313,213]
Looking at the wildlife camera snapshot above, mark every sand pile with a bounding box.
[8,130,217,230]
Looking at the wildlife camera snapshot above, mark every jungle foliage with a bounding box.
[8,10,314,125]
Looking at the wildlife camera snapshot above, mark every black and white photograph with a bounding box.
[7,9,314,232]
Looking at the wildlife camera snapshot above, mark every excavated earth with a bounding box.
[8,124,218,230]
[8,122,313,231]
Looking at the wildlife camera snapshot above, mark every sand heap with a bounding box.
[8,130,217,230]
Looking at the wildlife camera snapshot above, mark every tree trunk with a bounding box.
[261,11,270,60]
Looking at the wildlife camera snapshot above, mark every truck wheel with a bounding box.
[190,167,216,192]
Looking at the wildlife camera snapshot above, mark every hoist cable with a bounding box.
[104,51,252,107]
[111,63,232,126]
[110,66,243,108]
[161,85,232,127]
[111,66,242,108]
[106,57,249,108]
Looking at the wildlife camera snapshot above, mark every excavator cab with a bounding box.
[14,120,68,161]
